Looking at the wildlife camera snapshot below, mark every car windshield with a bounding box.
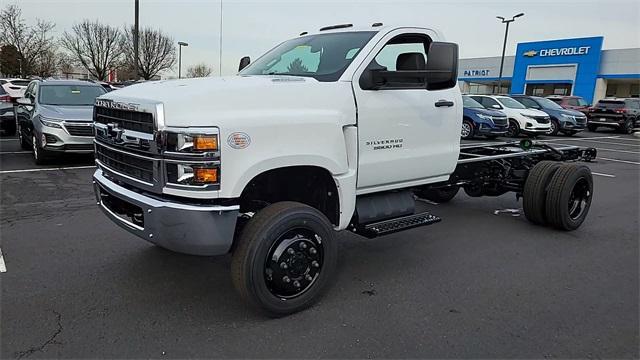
[463,96,484,108]
[39,85,106,106]
[240,31,376,82]
[498,97,526,109]
[535,97,564,110]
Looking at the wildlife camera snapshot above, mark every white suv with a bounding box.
[0,78,30,100]
[471,95,551,137]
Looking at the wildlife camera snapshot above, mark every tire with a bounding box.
[18,126,30,150]
[415,186,459,203]
[523,161,563,225]
[32,134,49,165]
[547,119,560,136]
[507,119,520,137]
[620,118,634,134]
[587,124,598,132]
[231,201,337,316]
[545,164,593,231]
[460,119,475,140]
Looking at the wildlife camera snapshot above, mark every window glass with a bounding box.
[24,83,35,99]
[577,98,588,106]
[374,43,426,71]
[497,96,526,109]
[481,97,500,108]
[241,31,375,82]
[567,98,579,106]
[515,97,540,109]
[39,85,106,106]
[462,96,484,108]
[535,97,564,110]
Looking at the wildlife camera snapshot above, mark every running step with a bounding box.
[360,212,441,238]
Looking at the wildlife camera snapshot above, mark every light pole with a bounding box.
[178,41,188,78]
[496,12,524,94]
[134,0,139,80]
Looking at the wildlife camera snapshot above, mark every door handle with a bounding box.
[435,100,454,107]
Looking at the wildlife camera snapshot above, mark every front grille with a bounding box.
[576,117,587,125]
[65,144,94,151]
[65,124,94,136]
[96,143,154,183]
[94,107,154,134]
[492,117,508,126]
[534,116,550,124]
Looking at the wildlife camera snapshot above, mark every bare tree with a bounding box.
[61,20,122,81]
[186,63,213,78]
[0,4,55,77]
[123,26,176,80]
[33,49,61,77]
[57,53,77,78]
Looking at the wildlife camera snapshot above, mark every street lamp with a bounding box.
[496,12,524,94]
[178,41,189,78]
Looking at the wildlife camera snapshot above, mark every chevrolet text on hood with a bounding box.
[91,24,597,316]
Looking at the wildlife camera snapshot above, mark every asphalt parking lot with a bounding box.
[1,130,638,358]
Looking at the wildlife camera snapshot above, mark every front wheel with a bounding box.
[32,134,49,165]
[507,120,520,137]
[545,164,593,231]
[460,119,475,140]
[231,202,337,316]
[547,119,560,136]
[620,119,634,134]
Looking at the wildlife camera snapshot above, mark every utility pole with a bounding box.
[134,0,140,80]
[178,42,189,78]
[496,13,524,94]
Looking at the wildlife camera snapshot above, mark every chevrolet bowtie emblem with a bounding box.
[523,50,538,57]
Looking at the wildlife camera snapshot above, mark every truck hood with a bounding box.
[40,104,93,121]
[99,75,356,128]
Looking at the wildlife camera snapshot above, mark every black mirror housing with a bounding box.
[425,42,458,91]
[238,56,251,72]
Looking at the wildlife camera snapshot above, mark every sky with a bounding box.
[11,0,640,78]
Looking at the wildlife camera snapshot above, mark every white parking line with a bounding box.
[0,248,6,273]
[592,172,616,178]
[541,136,622,142]
[592,147,640,155]
[0,151,31,155]
[0,138,18,142]
[599,157,640,165]
[0,165,96,174]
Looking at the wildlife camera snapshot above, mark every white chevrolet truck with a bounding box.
[92,24,597,316]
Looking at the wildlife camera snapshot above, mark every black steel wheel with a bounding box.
[523,161,562,225]
[545,164,593,231]
[231,201,337,316]
[507,119,520,137]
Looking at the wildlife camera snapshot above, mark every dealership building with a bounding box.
[458,36,640,104]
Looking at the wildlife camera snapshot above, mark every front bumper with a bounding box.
[476,123,508,135]
[39,123,95,153]
[93,169,239,256]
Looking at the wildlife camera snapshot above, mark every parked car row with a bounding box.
[461,93,639,139]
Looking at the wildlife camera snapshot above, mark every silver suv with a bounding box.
[16,80,106,164]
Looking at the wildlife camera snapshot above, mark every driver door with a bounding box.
[352,30,461,192]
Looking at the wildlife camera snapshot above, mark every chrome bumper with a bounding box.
[93,169,239,256]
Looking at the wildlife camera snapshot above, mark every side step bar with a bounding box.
[358,212,442,238]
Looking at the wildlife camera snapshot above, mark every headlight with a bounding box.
[39,116,63,129]
[166,132,218,153]
[477,114,493,121]
[561,114,575,121]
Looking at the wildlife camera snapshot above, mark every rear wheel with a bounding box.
[231,201,337,316]
[620,119,634,134]
[587,124,598,132]
[507,120,520,137]
[523,161,563,225]
[545,164,593,231]
[415,186,459,203]
[460,119,475,140]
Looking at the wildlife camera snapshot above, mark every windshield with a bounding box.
[498,97,526,109]
[39,85,106,106]
[463,96,484,108]
[240,31,376,82]
[534,97,564,110]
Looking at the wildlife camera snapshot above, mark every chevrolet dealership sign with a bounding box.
[523,46,591,57]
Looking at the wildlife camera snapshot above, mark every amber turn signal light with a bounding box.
[193,167,218,183]
[193,135,218,151]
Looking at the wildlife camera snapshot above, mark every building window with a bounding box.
[606,84,618,97]
[630,83,639,98]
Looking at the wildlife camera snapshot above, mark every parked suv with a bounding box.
[511,95,587,136]
[15,80,106,164]
[470,95,551,137]
[546,95,591,114]
[461,95,508,139]
[587,98,640,134]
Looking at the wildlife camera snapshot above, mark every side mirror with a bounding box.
[238,56,251,72]
[17,97,32,106]
[425,42,458,91]
[491,104,502,109]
